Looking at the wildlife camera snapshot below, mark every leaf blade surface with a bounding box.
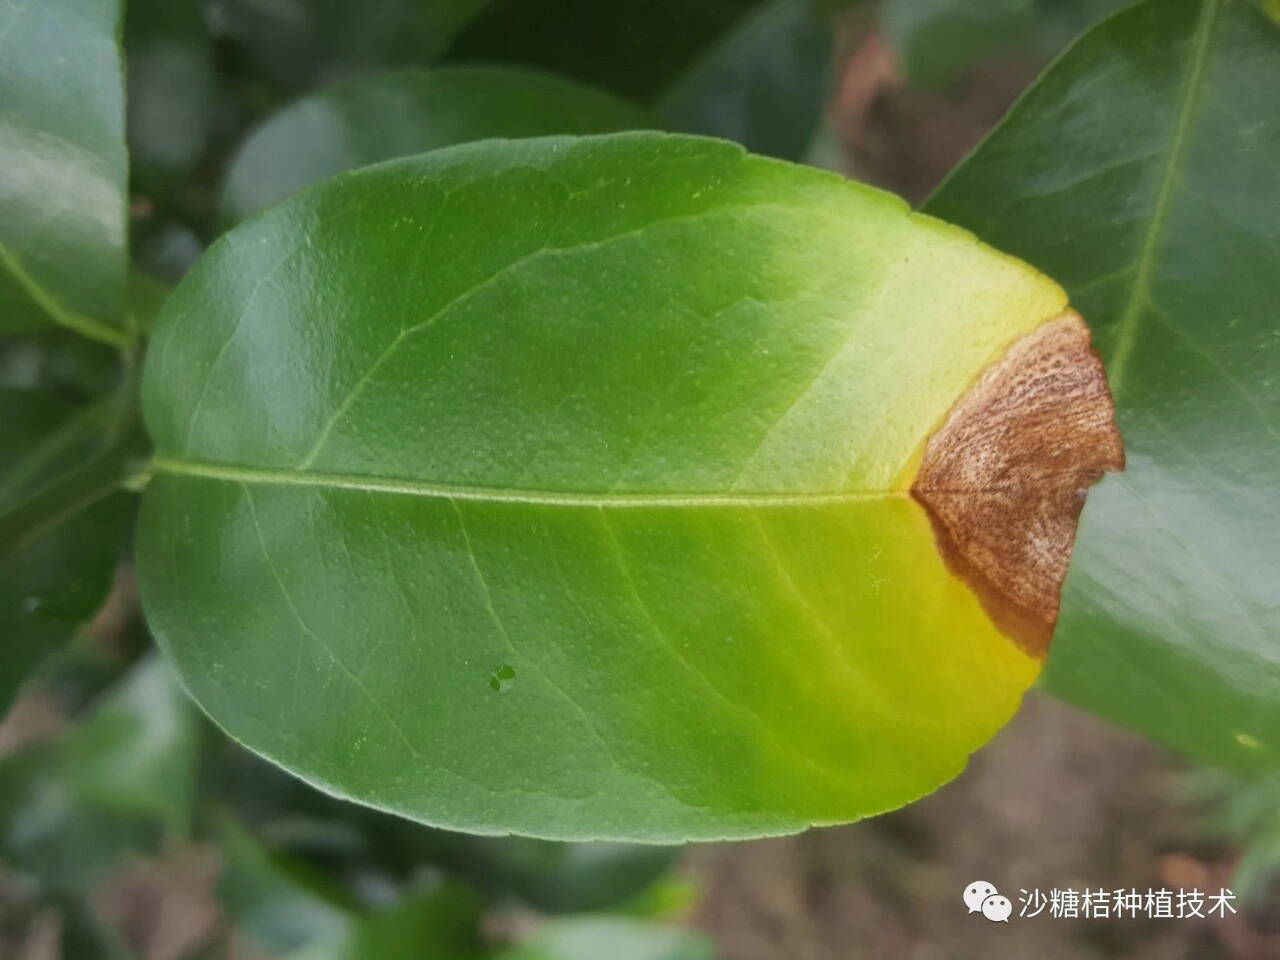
[0,0,128,339]
[140,133,1110,839]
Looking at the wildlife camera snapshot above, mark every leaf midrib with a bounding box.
[153,456,1047,508]
[1106,0,1221,395]
[151,456,909,508]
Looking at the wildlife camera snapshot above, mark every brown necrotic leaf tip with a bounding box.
[911,311,1125,658]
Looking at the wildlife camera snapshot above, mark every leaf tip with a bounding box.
[911,311,1125,658]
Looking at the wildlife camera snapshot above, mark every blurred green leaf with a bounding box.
[216,815,354,954]
[0,494,131,714]
[0,0,129,345]
[125,270,172,335]
[447,0,766,103]
[447,837,680,915]
[284,887,485,960]
[219,67,648,224]
[0,657,200,893]
[0,331,124,398]
[125,0,218,191]
[211,0,491,94]
[498,918,713,960]
[883,0,1130,89]
[0,383,140,713]
[63,656,200,835]
[58,897,141,960]
[659,0,832,161]
[204,733,676,915]
[1182,768,1280,904]
[132,221,205,287]
[216,814,485,960]
[613,876,700,921]
[927,0,1280,768]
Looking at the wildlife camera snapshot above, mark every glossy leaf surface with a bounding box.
[219,68,649,225]
[0,0,128,341]
[658,0,832,161]
[140,133,1098,840]
[927,0,1280,768]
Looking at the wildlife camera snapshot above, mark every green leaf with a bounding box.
[138,133,1120,841]
[0,657,199,893]
[926,0,1280,768]
[283,889,485,960]
[215,815,354,954]
[0,0,129,346]
[124,0,218,191]
[206,730,671,913]
[447,0,766,103]
[216,814,484,960]
[219,67,649,226]
[214,0,491,94]
[0,494,131,714]
[497,918,713,960]
[658,0,832,162]
[882,0,1130,89]
[0,329,128,398]
[0,384,140,713]
[446,837,680,914]
[1182,768,1280,903]
[65,656,200,834]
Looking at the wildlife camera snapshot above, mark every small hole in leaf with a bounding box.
[488,664,517,693]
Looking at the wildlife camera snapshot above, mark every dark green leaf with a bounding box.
[205,730,669,912]
[926,0,1280,768]
[215,815,353,954]
[219,67,649,225]
[0,494,130,714]
[139,133,1102,840]
[447,0,764,103]
[448,837,679,914]
[0,330,126,398]
[216,815,484,960]
[213,0,490,94]
[286,888,484,960]
[883,0,1131,89]
[0,657,199,892]
[125,270,171,335]
[125,0,218,191]
[0,383,140,713]
[0,0,129,345]
[658,0,832,161]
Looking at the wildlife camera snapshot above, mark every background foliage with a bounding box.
[1,0,1277,956]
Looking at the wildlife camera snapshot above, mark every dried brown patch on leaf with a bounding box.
[911,312,1124,658]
